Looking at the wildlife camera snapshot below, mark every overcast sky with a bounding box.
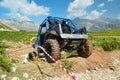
[0,0,120,24]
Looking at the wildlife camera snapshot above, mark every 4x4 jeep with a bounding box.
[34,16,92,62]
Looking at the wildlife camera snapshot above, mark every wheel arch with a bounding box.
[45,30,61,41]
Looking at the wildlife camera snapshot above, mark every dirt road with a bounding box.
[3,46,119,80]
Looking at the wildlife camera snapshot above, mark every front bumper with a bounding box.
[60,34,88,39]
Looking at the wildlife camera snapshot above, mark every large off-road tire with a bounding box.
[45,39,61,62]
[77,41,92,58]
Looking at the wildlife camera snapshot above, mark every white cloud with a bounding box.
[0,0,50,21]
[108,0,114,2]
[7,12,31,21]
[20,1,49,16]
[102,10,107,13]
[85,10,107,20]
[67,0,94,18]
[98,3,105,8]
[117,14,120,19]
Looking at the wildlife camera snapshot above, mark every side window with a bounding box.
[39,22,47,34]
[40,26,46,34]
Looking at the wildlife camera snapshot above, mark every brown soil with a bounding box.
[6,45,35,61]
[65,48,112,72]
[6,45,117,78]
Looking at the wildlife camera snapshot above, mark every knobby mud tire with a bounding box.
[77,41,92,58]
[45,39,61,63]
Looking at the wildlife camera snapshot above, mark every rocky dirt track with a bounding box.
[50,50,120,80]
[2,46,120,80]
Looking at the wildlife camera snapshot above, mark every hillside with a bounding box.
[0,19,39,31]
[0,20,19,31]
[73,17,120,32]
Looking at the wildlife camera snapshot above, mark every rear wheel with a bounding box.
[77,41,92,58]
[45,39,61,62]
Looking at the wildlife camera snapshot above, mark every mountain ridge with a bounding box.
[72,17,120,32]
[0,20,19,31]
[0,19,39,32]
[0,17,120,32]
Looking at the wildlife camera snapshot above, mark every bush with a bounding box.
[92,38,120,51]
[0,43,5,54]
[102,40,120,51]
[0,54,14,71]
[62,60,73,71]
[62,50,77,58]
[0,42,14,71]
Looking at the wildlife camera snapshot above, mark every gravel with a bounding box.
[49,57,120,80]
[1,51,120,80]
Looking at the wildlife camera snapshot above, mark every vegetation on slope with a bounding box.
[88,29,120,37]
[0,42,14,71]
[89,29,120,51]
[0,29,120,51]
[0,31,37,44]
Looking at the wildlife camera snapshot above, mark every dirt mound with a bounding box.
[3,45,120,80]
[6,47,113,77]
[52,50,120,80]
[59,47,112,72]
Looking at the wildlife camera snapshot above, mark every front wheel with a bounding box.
[77,41,92,58]
[45,39,61,62]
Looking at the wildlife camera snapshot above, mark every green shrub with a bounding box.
[102,40,120,51]
[0,46,4,54]
[0,54,14,71]
[62,50,77,59]
[0,42,5,54]
[0,42,14,71]
[62,60,73,71]
[92,38,120,51]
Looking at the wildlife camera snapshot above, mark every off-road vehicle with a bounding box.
[33,16,92,62]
